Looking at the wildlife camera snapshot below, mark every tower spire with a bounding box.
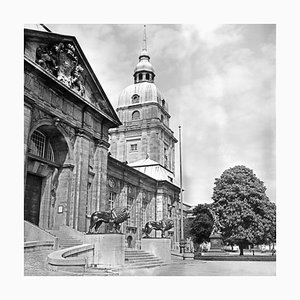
[143,25,147,52]
[134,25,155,83]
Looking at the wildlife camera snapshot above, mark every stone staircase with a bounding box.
[47,227,167,271]
[48,229,83,249]
[124,249,166,269]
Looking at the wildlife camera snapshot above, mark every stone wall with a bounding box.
[24,30,119,233]
[107,156,181,250]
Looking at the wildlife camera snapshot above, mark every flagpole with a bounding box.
[179,126,184,254]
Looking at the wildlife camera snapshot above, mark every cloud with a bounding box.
[168,25,275,205]
[45,24,275,206]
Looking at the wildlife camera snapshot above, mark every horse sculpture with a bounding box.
[144,218,174,238]
[87,207,130,234]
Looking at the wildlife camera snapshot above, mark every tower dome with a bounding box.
[117,25,168,112]
[118,81,168,112]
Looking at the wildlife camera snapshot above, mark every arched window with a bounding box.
[132,110,140,120]
[162,99,165,108]
[146,74,150,80]
[161,114,164,123]
[29,130,54,162]
[132,94,140,104]
[139,73,143,81]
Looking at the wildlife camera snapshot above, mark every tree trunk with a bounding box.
[239,245,244,256]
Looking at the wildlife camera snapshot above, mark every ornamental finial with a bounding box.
[143,25,147,52]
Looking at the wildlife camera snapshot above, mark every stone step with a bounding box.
[125,250,149,255]
[124,248,165,269]
[47,229,83,248]
[123,262,167,270]
[125,258,163,264]
[125,256,160,262]
[84,268,119,276]
[125,254,155,258]
[59,243,82,247]
[58,238,82,242]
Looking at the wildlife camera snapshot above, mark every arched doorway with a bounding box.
[127,235,133,248]
[25,124,70,228]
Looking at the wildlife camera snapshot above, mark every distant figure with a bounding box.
[185,237,194,253]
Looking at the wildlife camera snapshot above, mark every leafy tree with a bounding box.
[183,217,193,239]
[189,204,214,246]
[212,165,276,255]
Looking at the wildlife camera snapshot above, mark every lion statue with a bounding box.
[144,218,174,238]
[88,207,130,234]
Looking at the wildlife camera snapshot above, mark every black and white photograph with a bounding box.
[23,23,276,276]
[3,0,300,299]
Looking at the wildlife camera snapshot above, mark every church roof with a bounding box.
[128,158,179,187]
[118,82,168,111]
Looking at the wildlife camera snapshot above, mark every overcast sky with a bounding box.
[44,24,276,206]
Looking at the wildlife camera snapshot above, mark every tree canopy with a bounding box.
[212,165,276,255]
[189,204,214,245]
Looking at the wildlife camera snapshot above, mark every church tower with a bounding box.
[109,26,177,174]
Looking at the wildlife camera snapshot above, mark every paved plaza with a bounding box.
[24,250,275,276]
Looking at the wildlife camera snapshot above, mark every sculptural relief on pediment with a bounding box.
[35,42,85,97]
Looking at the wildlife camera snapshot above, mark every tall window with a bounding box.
[168,204,172,218]
[127,197,133,209]
[127,196,136,227]
[109,192,116,210]
[132,110,140,120]
[30,130,54,162]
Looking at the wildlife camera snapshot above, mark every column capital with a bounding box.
[94,138,110,150]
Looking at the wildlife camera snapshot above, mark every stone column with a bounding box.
[90,140,102,213]
[24,102,32,186]
[97,140,109,211]
[71,129,90,232]
[119,182,128,233]
[54,164,74,228]
[155,189,164,238]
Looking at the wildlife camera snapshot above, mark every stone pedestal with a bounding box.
[84,233,125,268]
[209,232,223,251]
[141,238,171,262]
[183,252,194,260]
[202,232,229,256]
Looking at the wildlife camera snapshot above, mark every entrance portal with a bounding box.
[24,173,43,225]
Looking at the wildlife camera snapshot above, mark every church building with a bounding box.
[24,25,189,251]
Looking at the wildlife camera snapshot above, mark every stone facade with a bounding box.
[107,156,181,250]
[24,27,185,252]
[24,29,121,232]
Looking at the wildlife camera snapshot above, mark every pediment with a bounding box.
[24,29,120,126]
